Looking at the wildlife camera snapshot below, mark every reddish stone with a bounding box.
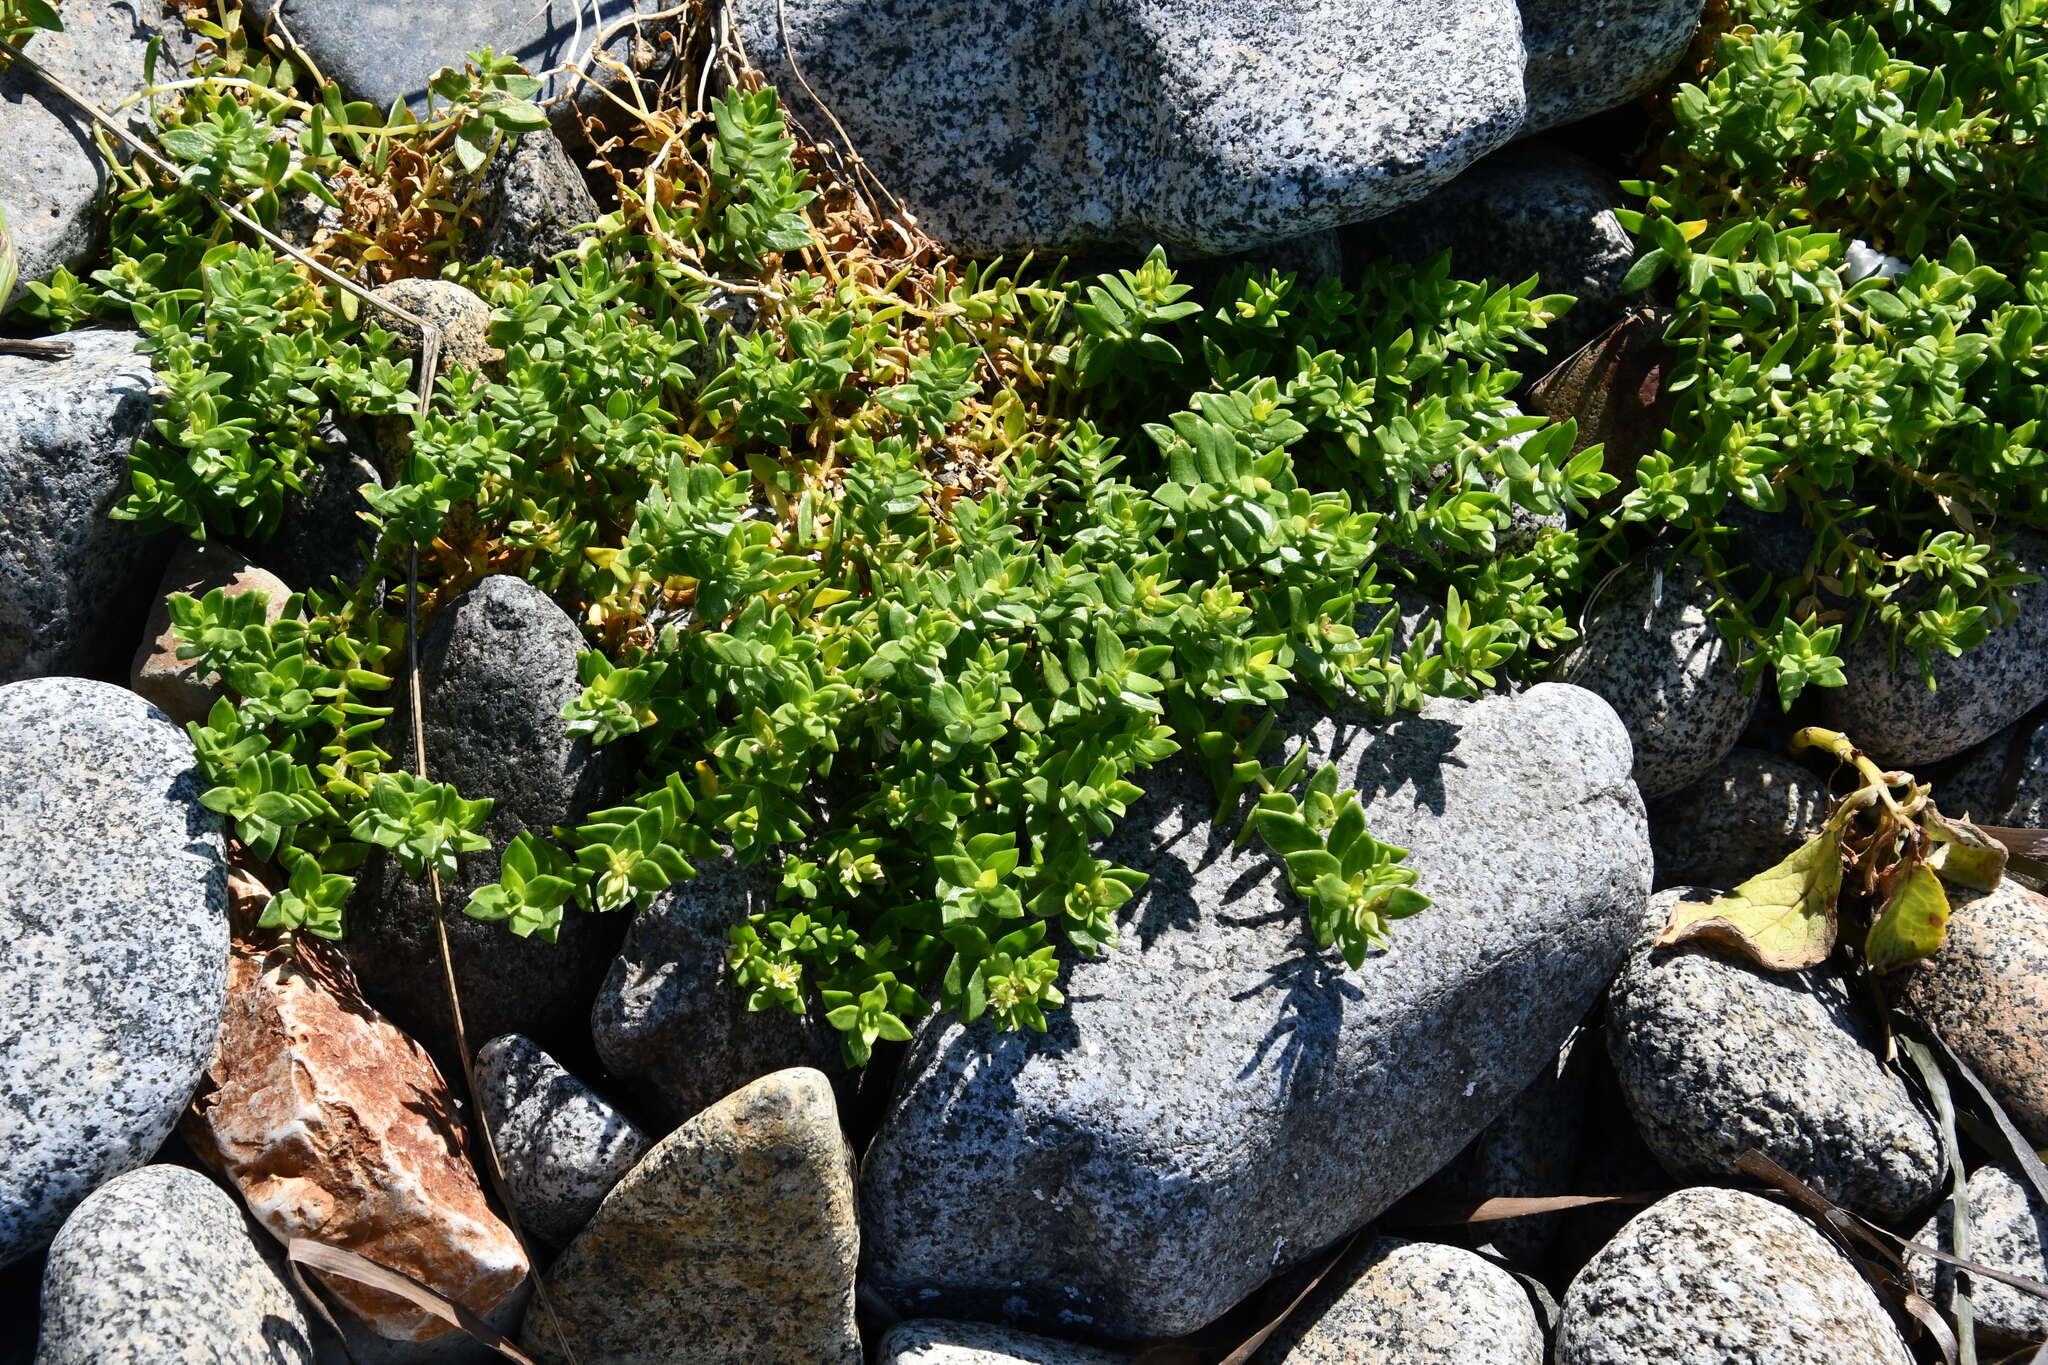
[183,915,527,1342]
[129,542,291,724]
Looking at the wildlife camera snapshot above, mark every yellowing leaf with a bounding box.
[1657,821,1844,970]
[1679,218,1709,241]
[1865,861,1951,973]
[1924,804,2008,891]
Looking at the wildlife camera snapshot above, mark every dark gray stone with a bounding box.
[0,678,227,1265]
[1607,888,1945,1223]
[239,0,674,131]
[473,1034,649,1246]
[0,3,198,302]
[265,417,383,593]
[1349,143,1633,357]
[1821,532,2048,767]
[736,0,1527,257]
[345,575,629,1067]
[1646,747,1829,891]
[1557,1188,1912,1365]
[1519,0,1706,138]
[592,856,841,1130]
[1252,1236,1543,1364]
[468,128,598,271]
[1941,721,2048,829]
[879,1321,1125,1365]
[0,328,164,682]
[862,683,1650,1341]
[1552,559,1757,800]
[1910,1164,2048,1353]
[34,1165,313,1365]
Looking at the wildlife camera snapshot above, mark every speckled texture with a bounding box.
[1552,559,1757,800]
[1607,889,1945,1223]
[1518,0,1706,138]
[369,279,499,373]
[473,1034,649,1247]
[1909,1164,2048,1352]
[524,1068,861,1365]
[239,0,671,129]
[0,329,165,682]
[0,4,197,300]
[592,857,841,1129]
[737,0,1526,257]
[129,543,291,725]
[1821,532,2048,766]
[862,684,1649,1340]
[346,575,628,1068]
[33,1165,314,1365]
[1349,143,1634,357]
[1940,722,2048,828]
[1901,877,2048,1144]
[878,1321,1126,1364]
[1646,747,1830,890]
[0,678,227,1266]
[468,129,598,270]
[1252,1236,1542,1364]
[268,419,383,592]
[1559,1187,1912,1364]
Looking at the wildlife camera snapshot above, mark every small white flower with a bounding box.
[1843,239,1908,284]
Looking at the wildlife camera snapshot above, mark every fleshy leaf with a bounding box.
[1865,860,1952,974]
[1657,816,1846,970]
[1924,805,2008,891]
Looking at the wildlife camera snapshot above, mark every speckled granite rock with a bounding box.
[524,1068,861,1365]
[183,930,528,1343]
[1519,0,1707,137]
[1900,877,2048,1144]
[0,3,198,301]
[862,683,1649,1340]
[1552,559,1757,800]
[1558,1187,1912,1365]
[1910,1164,2048,1352]
[592,857,840,1129]
[1646,747,1829,890]
[737,0,1526,257]
[878,1321,1125,1365]
[1253,1236,1543,1364]
[34,1165,314,1365]
[0,678,227,1266]
[1348,143,1633,356]
[267,418,383,592]
[469,129,597,270]
[473,1035,649,1247]
[369,279,499,373]
[1941,722,2048,828]
[0,329,164,682]
[1607,888,1944,1222]
[129,544,291,725]
[1821,533,2048,766]
[347,575,628,1068]
[239,0,673,130]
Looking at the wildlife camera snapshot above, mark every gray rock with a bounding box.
[0,678,227,1265]
[1349,143,1633,357]
[468,128,598,271]
[345,575,628,1068]
[1552,559,1757,800]
[1607,888,1945,1223]
[1910,1164,2048,1353]
[34,1165,314,1365]
[1821,532,2048,766]
[879,1321,1126,1365]
[369,278,498,373]
[473,1034,650,1247]
[0,328,165,682]
[1252,1236,1543,1364]
[1519,0,1707,138]
[313,1280,531,1365]
[1556,1187,1913,1365]
[1646,747,1829,890]
[0,3,197,301]
[524,1068,860,1365]
[592,856,841,1130]
[266,418,383,593]
[737,0,1527,257]
[239,0,673,132]
[1900,877,2048,1145]
[128,543,292,725]
[862,683,1650,1340]
[1941,721,2048,829]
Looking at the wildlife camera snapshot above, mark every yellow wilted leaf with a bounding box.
[1865,861,1951,973]
[1657,816,1846,970]
[1923,804,2008,890]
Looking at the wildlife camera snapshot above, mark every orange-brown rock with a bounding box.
[129,542,290,724]
[182,925,527,1342]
